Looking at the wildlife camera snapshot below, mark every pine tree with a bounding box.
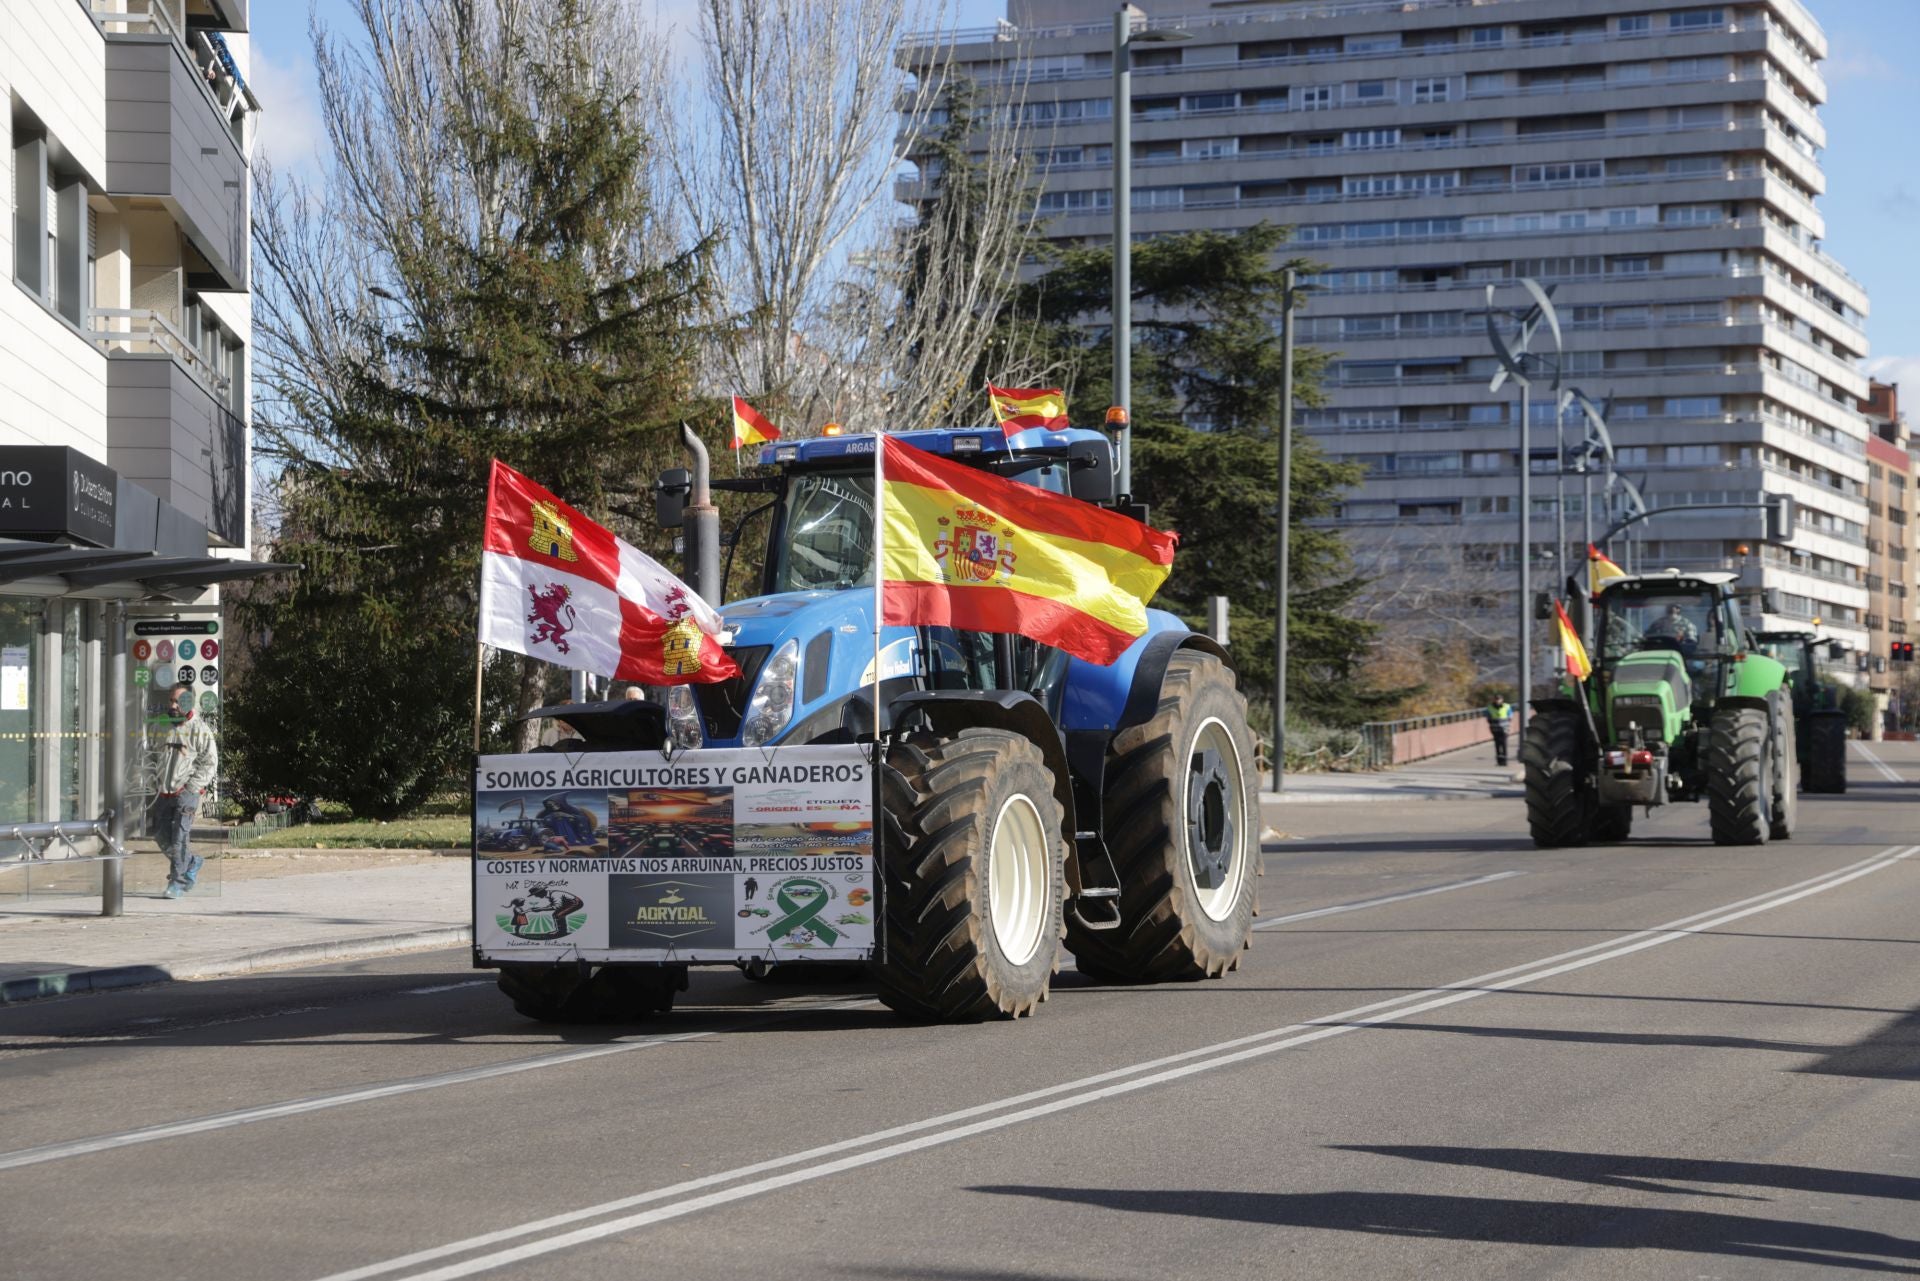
[234,0,714,813]
[1000,223,1417,725]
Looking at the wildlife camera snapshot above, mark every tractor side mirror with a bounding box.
[1761,587,1783,616]
[1532,591,1554,621]
[1828,641,1846,662]
[1065,438,1116,505]
[654,469,690,530]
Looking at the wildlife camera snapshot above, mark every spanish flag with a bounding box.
[731,397,781,450]
[987,384,1069,435]
[1554,599,1593,681]
[878,437,1175,665]
[1588,543,1627,594]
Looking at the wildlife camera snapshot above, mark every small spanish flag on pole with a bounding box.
[1554,599,1593,681]
[731,397,781,450]
[1588,543,1626,594]
[987,384,1069,435]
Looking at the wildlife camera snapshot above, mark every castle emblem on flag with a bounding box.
[526,582,577,654]
[529,501,579,562]
[934,509,1017,584]
[660,585,705,676]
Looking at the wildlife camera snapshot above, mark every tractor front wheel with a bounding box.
[1522,709,1593,848]
[1708,707,1772,846]
[496,964,684,1023]
[871,728,1066,1021]
[1064,652,1258,984]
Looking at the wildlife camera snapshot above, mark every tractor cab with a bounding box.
[1749,628,1819,717]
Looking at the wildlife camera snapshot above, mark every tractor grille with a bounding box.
[1613,695,1666,742]
[692,646,769,741]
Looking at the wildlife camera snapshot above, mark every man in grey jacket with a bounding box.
[155,683,217,898]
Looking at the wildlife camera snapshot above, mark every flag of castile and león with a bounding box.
[479,461,739,684]
[879,437,1176,666]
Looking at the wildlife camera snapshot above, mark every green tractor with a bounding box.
[1522,571,1798,847]
[1747,626,1849,794]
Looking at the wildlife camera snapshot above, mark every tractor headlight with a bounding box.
[741,639,800,747]
[666,684,702,750]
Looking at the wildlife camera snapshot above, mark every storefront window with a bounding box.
[59,603,88,820]
[0,599,36,826]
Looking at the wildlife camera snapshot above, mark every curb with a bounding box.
[1262,789,1523,805]
[0,926,473,1006]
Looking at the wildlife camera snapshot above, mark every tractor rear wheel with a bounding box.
[1769,702,1798,841]
[497,963,684,1023]
[1064,652,1258,984]
[1804,713,1848,794]
[1708,707,1772,846]
[1592,804,1634,842]
[1522,709,1593,848]
[871,728,1065,1021]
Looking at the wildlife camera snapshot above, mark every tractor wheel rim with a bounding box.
[1185,717,1248,922]
[988,792,1049,967]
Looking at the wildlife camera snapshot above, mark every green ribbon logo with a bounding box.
[767,878,838,946]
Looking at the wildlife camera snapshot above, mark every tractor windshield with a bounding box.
[772,470,876,592]
[1600,590,1730,661]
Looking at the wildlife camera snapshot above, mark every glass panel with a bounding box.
[0,598,37,832]
[60,602,84,820]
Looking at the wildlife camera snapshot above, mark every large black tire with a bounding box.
[1522,710,1593,848]
[1064,652,1258,984]
[1708,707,1772,846]
[1769,701,1798,841]
[1804,713,1848,794]
[871,728,1066,1021]
[496,963,685,1023]
[1592,804,1634,842]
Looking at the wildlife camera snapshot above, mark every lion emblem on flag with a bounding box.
[526,582,577,654]
[934,509,1017,584]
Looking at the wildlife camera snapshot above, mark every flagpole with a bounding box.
[472,642,487,752]
[872,429,885,746]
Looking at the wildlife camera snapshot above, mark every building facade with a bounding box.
[2,0,264,842]
[1861,379,1914,731]
[905,0,1875,680]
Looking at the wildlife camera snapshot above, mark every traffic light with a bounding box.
[1895,640,1916,663]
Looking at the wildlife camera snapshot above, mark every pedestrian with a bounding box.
[622,685,645,701]
[155,682,217,898]
[1486,694,1514,767]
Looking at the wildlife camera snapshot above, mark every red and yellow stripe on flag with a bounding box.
[987,384,1068,435]
[731,397,781,450]
[1588,542,1626,595]
[1554,599,1593,681]
[879,436,1175,666]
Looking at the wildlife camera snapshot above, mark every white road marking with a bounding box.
[1253,871,1524,930]
[0,997,878,1174]
[401,981,493,997]
[1853,743,1906,784]
[319,844,1919,1281]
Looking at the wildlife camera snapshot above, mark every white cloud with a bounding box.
[248,44,328,178]
[1865,353,1920,396]
[1823,38,1901,86]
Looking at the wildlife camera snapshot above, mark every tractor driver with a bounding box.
[1644,602,1702,649]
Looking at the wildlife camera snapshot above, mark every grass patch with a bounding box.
[231,816,472,850]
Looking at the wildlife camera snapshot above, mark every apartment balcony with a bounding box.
[97,0,256,292]
[103,350,248,548]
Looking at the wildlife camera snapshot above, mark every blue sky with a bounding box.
[243,0,1920,395]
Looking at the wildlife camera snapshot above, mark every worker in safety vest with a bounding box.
[1486,697,1514,767]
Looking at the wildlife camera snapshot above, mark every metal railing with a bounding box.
[1357,709,1490,770]
[0,815,129,915]
[89,0,256,148]
[89,308,233,400]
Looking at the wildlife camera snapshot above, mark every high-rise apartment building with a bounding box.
[3,0,268,838]
[903,0,1874,677]
[1861,379,1913,730]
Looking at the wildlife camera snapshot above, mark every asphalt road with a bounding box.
[2,741,1916,1281]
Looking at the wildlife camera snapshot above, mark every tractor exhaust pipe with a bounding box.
[681,424,722,607]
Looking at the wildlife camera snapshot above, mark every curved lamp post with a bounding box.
[1486,278,1563,739]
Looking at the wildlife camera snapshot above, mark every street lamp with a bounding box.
[1112,7,1189,501]
[1485,278,1563,744]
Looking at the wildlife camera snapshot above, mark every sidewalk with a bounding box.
[0,851,472,1005]
[1262,743,1521,813]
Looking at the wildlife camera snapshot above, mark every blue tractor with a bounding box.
[499,426,1259,1023]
